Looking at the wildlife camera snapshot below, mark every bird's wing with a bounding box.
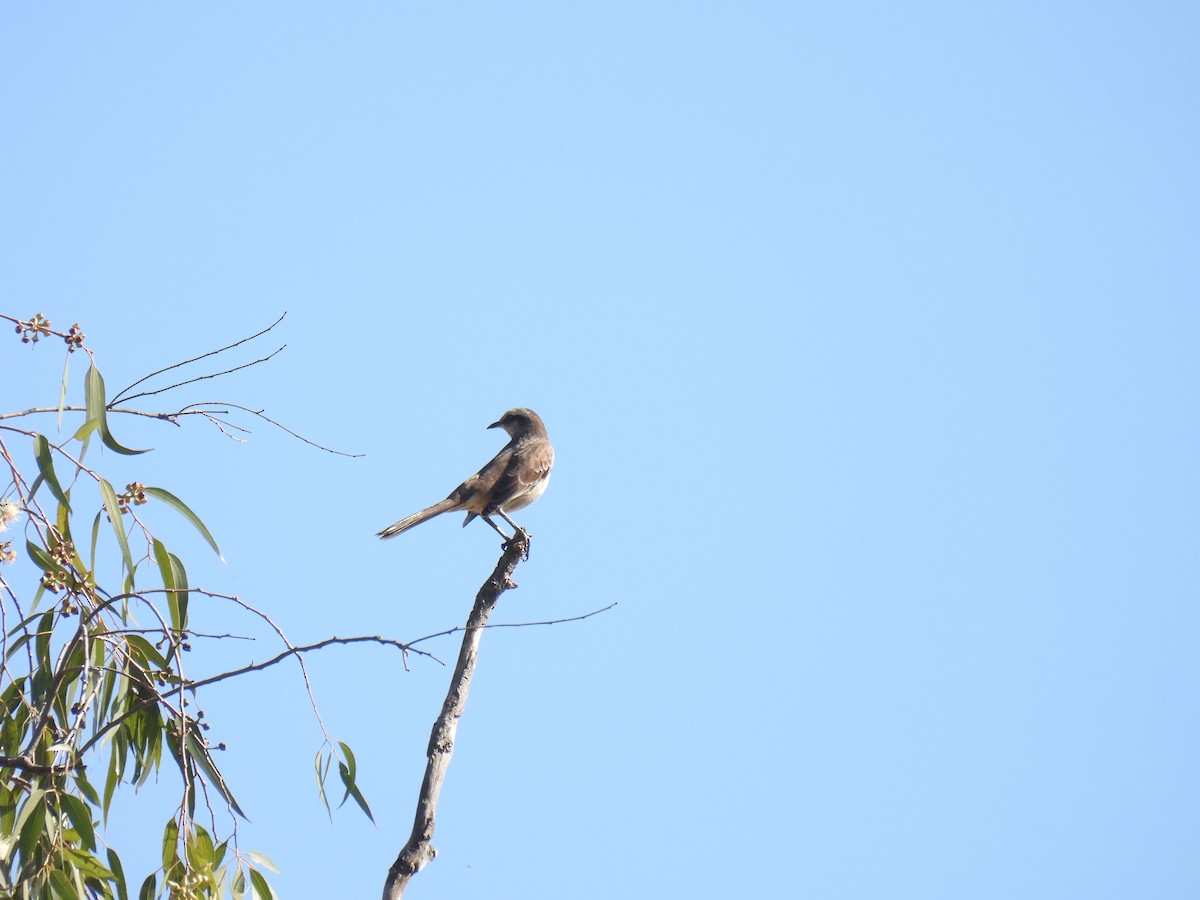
[484,440,554,514]
[450,444,515,525]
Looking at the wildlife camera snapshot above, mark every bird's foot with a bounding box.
[502,527,531,560]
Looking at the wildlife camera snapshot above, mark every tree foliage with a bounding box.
[0,312,371,899]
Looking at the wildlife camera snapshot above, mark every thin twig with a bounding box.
[406,602,618,648]
[110,312,287,405]
[187,636,438,689]
[194,402,364,457]
[113,345,286,404]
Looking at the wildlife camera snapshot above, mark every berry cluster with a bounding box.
[14,312,86,351]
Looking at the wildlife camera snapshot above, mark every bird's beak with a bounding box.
[487,420,502,430]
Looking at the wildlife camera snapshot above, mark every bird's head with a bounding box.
[488,408,544,438]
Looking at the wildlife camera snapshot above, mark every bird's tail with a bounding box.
[376,497,461,539]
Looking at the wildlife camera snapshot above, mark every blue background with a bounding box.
[3,3,1199,897]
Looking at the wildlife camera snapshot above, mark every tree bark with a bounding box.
[382,532,531,900]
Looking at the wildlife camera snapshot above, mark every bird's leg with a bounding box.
[481,515,514,542]
[497,510,524,536]
[495,511,531,558]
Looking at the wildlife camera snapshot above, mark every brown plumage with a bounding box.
[377,408,554,541]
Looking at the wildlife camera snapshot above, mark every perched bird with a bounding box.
[377,408,554,541]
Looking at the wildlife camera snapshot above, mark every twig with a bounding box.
[112,345,286,404]
[0,403,362,456]
[187,402,363,457]
[187,635,439,689]
[109,312,287,405]
[382,529,531,900]
[406,602,618,648]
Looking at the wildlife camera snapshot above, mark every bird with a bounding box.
[377,408,554,541]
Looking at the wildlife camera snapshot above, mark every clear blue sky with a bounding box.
[4,2,1199,898]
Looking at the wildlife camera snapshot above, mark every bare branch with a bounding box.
[382,529,531,900]
[191,402,364,457]
[187,635,439,690]
[0,402,362,456]
[112,345,286,405]
[406,602,618,648]
[109,312,287,405]
[0,755,81,775]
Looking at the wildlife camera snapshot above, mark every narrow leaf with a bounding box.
[143,486,222,560]
[138,873,156,900]
[55,497,74,547]
[58,353,69,430]
[169,552,189,625]
[152,539,185,630]
[61,793,96,851]
[245,851,278,873]
[124,634,168,670]
[32,435,71,512]
[249,868,272,900]
[186,824,215,870]
[186,734,245,818]
[161,817,180,871]
[107,848,129,900]
[336,742,374,822]
[85,364,150,455]
[314,749,331,816]
[89,509,102,571]
[74,771,101,808]
[25,541,57,574]
[103,738,122,818]
[72,417,98,444]
[97,477,134,579]
[338,765,376,823]
[17,790,47,860]
[48,868,78,900]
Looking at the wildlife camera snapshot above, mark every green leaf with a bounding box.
[314,748,331,816]
[72,416,98,445]
[249,867,274,900]
[4,633,32,663]
[338,766,376,824]
[48,867,78,900]
[161,817,180,871]
[152,539,186,630]
[103,730,125,818]
[137,872,156,900]
[61,793,96,851]
[152,539,174,591]
[34,610,56,674]
[186,823,215,870]
[231,868,247,900]
[55,497,74,547]
[245,851,278,874]
[85,364,150,455]
[169,552,189,625]
[89,509,102,571]
[16,789,46,860]
[185,734,245,818]
[58,353,70,431]
[339,741,357,777]
[73,772,101,808]
[336,741,375,823]
[62,844,115,880]
[124,634,168,671]
[143,487,223,560]
[32,434,71,512]
[107,848,129,900]
[25,541,57,574]
[97,478,134,579]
